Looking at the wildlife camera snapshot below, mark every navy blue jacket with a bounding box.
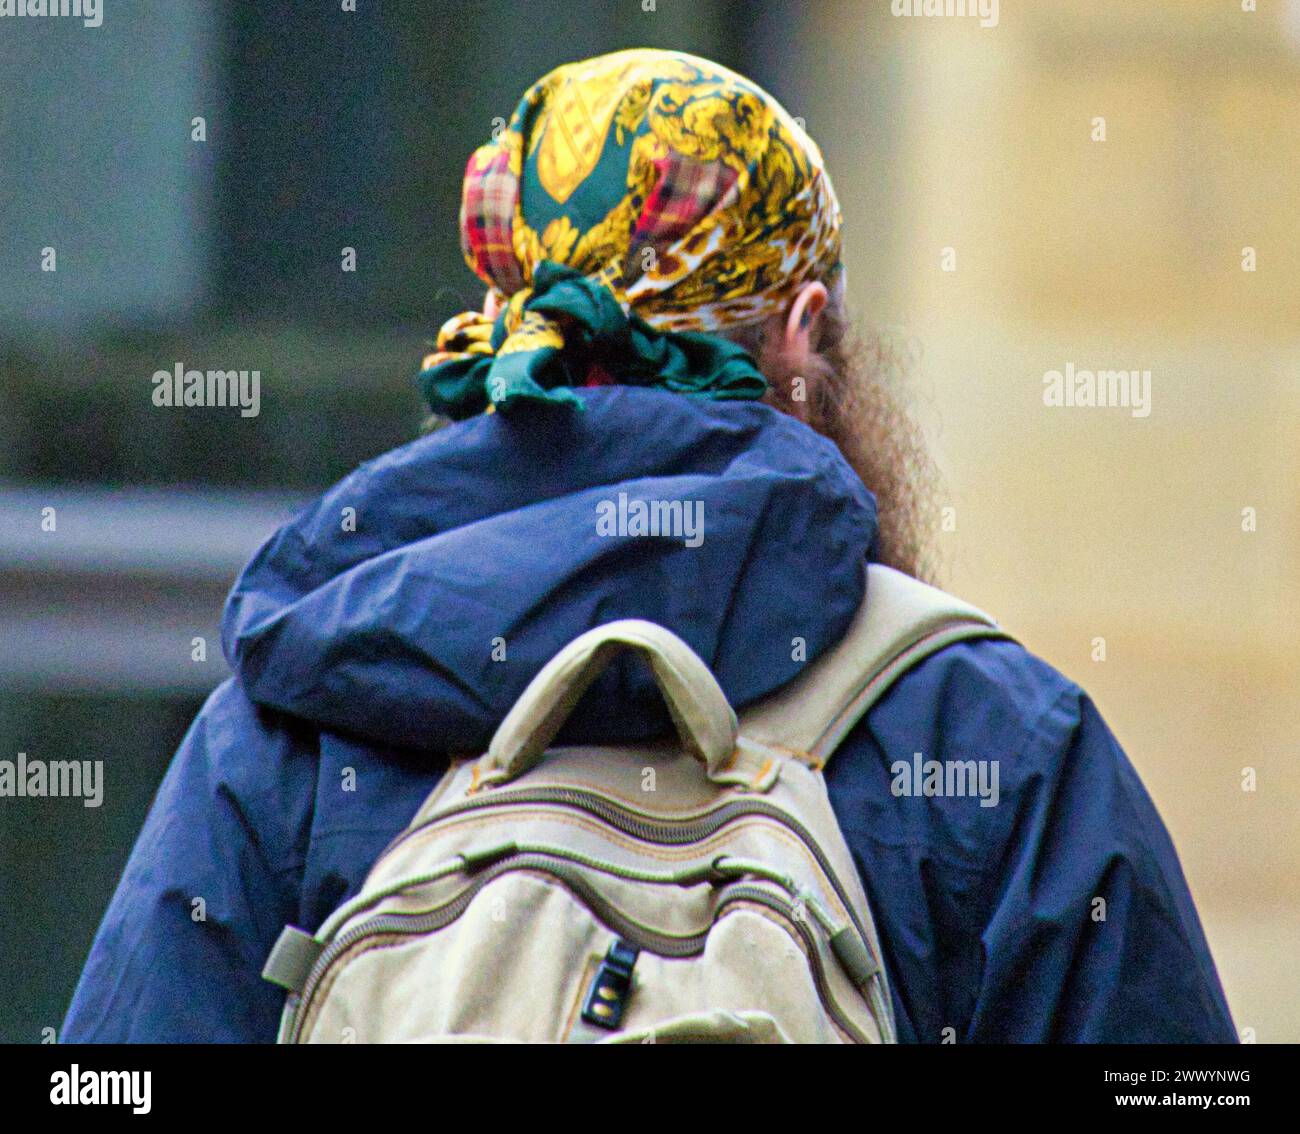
[63,388,1236,1043]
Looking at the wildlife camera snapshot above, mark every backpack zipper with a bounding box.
[381,784,880,967]
[286,852,873,1044]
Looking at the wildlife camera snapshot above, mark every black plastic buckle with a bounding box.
[580,938,640,1030]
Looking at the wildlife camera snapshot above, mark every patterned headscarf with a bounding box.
[419,49,842,420]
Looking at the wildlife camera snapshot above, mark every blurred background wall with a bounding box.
[1,0,1295,1042]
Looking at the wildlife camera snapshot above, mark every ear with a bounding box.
[757,280,830,424]
[781,280,829,365]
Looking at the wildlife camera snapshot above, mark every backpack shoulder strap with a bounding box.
[738,564,1011,767]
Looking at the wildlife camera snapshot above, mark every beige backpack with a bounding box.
[263,564,1004,1043]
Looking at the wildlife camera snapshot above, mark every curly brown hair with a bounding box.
[725,292,939,583]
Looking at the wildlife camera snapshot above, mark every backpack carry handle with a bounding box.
[481,620,739,785]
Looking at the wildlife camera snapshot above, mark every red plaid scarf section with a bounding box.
[460,146,525,294]
[631,152,739,253]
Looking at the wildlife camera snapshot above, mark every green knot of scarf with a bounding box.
[417,261,768,420]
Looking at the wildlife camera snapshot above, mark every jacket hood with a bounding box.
[222,386,877,755]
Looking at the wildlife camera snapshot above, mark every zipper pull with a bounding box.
[828,926,881,989]
[458,840,518,872]
[670,855,733,887]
